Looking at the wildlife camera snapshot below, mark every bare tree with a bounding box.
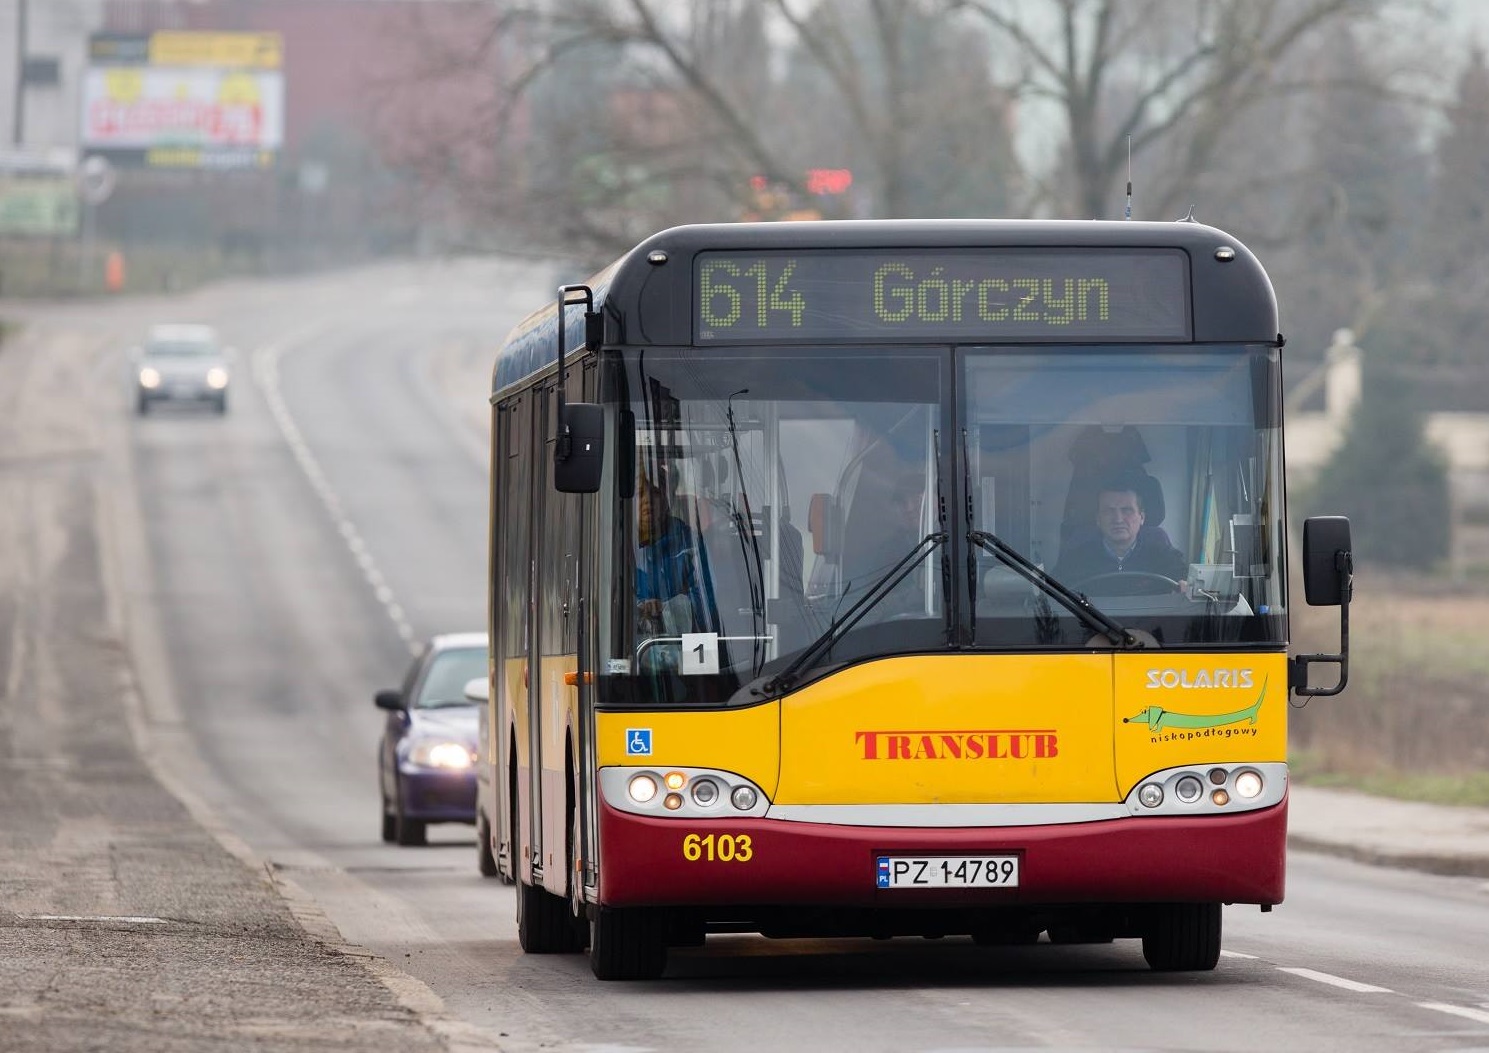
[955,0,1441,221]
[1418,45,1489,381]
[764,0,1018,218]
[367,0,1452,268]
[363,2,519,247]
[373,0,1018,256]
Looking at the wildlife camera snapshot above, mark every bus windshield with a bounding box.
[964,347,1284,648]
[596,344,1283,705]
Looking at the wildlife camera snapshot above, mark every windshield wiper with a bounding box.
[963,430,979,632]
[725,388,768,676]
[933,430,953,644]
[966,529,1142,648]
[757,532,948,695]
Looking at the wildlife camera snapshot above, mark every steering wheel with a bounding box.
[1075,571,1183,596]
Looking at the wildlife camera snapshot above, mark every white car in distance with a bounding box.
[133,323,233,415]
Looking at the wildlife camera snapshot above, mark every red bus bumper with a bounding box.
[597,793,1286,908]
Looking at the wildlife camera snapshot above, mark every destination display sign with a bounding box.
[694,249,1191,343]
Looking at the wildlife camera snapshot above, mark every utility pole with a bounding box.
[12,0,27,145]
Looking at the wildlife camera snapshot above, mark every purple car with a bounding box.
[376,632,487,846]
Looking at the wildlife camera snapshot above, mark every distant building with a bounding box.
[1,0,107,152]
[2,0,512,264]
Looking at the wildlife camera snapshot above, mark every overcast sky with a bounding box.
[1444,0,1489,47]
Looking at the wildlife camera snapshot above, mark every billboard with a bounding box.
[82,32,284,170]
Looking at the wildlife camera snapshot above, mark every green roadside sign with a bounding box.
[0,179,80,236]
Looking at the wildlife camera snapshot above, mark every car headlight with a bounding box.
[206,367,229,390]
[138,367,162,389]
[408,740,475,769]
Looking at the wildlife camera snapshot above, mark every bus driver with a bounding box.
[1054,473,1187,587]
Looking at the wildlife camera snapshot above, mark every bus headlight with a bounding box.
[690,778,720,807]
[206,367,229,389]
[1126,762,1287,816]
[138,367,162,389]
[1173,774,1204,804]
[1234,770,1264,799]
[601,767,768,817]
[628,773,658,804]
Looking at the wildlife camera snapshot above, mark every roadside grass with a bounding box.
[1290,749,1489,807]
[1289,565,1489,804]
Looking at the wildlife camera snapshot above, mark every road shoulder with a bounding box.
[0,316,493,1052]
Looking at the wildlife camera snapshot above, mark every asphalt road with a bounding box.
[3,261,1489,1052]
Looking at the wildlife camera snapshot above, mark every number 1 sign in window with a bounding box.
[681,632,720,675]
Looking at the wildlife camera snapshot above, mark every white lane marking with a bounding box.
[1417,1003,1489,1025]
[23,915,167,924]
[1277,967,1394,993]
[1220,949,1259,959]
[253,341,419,655]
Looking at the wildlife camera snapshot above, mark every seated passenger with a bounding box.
[1054,473,1186,586]
[844,471,928,615]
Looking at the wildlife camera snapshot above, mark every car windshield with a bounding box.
[146,339,218,357]
[415,646,486,708]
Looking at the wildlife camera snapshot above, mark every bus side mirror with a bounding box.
[1291,515,1352,698]
[1302,516,1352,606]
[555,402,604,493]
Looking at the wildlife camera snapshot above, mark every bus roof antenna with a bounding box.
[1124,136,1133,220]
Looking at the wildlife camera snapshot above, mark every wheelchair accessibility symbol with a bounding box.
[626,728,653,756]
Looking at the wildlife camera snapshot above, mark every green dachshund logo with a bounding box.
[1125,678,1268,731]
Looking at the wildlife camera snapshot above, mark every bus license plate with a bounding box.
[876,855,1020,889]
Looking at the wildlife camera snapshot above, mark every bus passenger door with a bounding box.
[536,378,584,897]
[527,382,552,887]
[495,393,535,882]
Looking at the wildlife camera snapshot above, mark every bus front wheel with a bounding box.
[517,876,583,953]
[590,906,667,980]
[1142,903,1221,971]
[475,810,499,878]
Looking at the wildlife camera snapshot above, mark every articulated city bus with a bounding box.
[476,219,1352,980]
